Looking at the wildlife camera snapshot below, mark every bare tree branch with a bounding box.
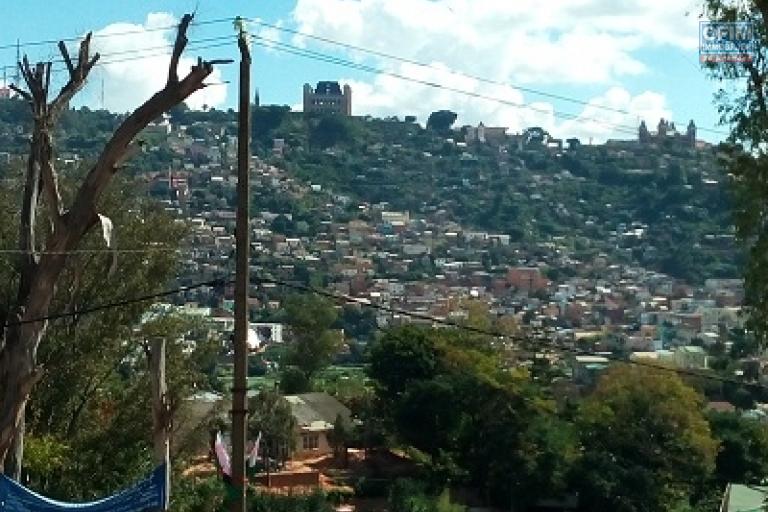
[0,12,218,468]
[50,33,99,116]
[69,25,213,237]
[168,14,193,84]
[8,85,31,103]
[58,41,74,77]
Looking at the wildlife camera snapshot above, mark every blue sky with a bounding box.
[0,0,729,142]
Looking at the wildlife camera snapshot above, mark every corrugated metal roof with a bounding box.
[284,392,351,430]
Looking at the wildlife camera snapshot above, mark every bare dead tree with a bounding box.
[0,13,217,473]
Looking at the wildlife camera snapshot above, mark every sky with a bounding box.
[0,0,731,143]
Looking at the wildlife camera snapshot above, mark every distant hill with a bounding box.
[270,113,738,284]
[0,98,740,284]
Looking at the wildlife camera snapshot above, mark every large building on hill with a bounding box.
[303,81,352,116]
[639,118,696,147]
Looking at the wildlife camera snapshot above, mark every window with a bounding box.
[302,433,319,451]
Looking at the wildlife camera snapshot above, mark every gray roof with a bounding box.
[284,392,351,430]
[724,484,768,511]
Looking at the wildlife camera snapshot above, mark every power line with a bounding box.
[0,259,755,391]
[1,36,236,73]
[1,277,231,328]
[251,20,633,117]
[251,272,766,392]
[248,18,728,138]
[0,248,179,255]
[3,33,645,139]
[0,15,727,138]
[0,17,235,52]
[249,36,641,137]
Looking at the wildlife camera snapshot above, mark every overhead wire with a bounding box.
[248,35,642,137]
[248,17,728,137]
[0,251,756,392]
[250,271,766,391]
[1,277,232,328]
[0,16,235,52]
[0,248,179,255]
[0,14,728,137]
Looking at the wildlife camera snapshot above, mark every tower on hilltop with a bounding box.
[638,118,696,148]
[686,120,696,146]
[302,81,352,116]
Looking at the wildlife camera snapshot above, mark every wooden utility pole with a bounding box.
[150,338,170,510]
[231,19,251,512]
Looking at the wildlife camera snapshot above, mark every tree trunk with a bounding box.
[0,13,215,472]
[0,254,64,469]
[2,414,23,480]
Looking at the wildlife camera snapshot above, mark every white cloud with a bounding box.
[253,18,284,51]
[290,0,699,141]
[89,12,227,113]
[340,64,671,143]
[293,0,700,85]
[557,87,672,143]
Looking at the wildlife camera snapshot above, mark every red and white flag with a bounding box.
[215,431,231,476]
[248,431,262,468]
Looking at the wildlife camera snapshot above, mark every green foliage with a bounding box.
[279,366,312,394]
[388,479,466,512]
[426,110,457,131]
[170,476,225,512]
[0,175,217,499]
[248,490,334,512]
[309,115,354,149]
[354,476,391,498]
[327,412,351,460]
[708,411,768,484]
[336,305,378,342]
[704,2,768,343]
[282,294,342,382]
[367,326,571,508]
[248,390,296,467]
[252,105,291,144]
[395,377,460,459]
[368,326,440,400]
[574,365,718,512]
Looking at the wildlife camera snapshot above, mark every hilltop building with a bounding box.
[639,118,696,147]
[465,122,508,146]
[302,81,352,116]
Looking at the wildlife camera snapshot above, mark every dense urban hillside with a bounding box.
[265,111,739,284]
[0,100,739,285]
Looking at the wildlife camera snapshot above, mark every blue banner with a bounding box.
[0,465,166,512]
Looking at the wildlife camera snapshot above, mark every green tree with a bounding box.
[252,105,291,144]
[248,390,296,468]
[708,411,768,484]
[368,326,439,400]
[388,479,465,512]
[395,377,460,461]
[0,171,222,498]
[282,294,342,384]
[279,366,311,395]
[426,110,457,131]
[327,413,351,464]
[704,1,768,343]
[575,366,718,512]
[0,16,218,474]
[309,115,353,149]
